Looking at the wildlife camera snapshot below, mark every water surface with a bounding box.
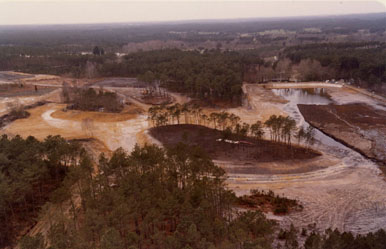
[271,88,332,105]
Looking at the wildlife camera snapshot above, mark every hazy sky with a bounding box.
[0,0,385,25]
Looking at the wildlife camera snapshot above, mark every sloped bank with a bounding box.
[298,103,386,168]
[0,101,47,128]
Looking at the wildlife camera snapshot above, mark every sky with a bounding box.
[0,0,385,25]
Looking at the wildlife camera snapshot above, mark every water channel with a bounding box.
[271,88,377,170]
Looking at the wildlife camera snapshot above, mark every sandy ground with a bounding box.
[0,89,61,116]
[223,84,386,234]
[3,75,386,240]
[1,75,170,247]
[226,84,287,126]
[2,103,148,152]
[0,73,150,153]
[327,86,386,111]
[263,82,343,89]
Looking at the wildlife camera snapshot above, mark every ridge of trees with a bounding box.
[148,103,315,148]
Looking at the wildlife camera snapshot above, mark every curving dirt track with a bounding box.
[2,103,148,153]
[225,84,386,234]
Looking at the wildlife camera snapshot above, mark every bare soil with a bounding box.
[2,103,148,153]
[298,103,386,166]
[150,124,321,174]
[225,83,386,234]
[0,84,56,97]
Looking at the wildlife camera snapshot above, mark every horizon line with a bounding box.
[0,11,385,27]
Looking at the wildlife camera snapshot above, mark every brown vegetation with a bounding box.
[298,103,386,166]
[237,189,303,215]
[149,124,321,164]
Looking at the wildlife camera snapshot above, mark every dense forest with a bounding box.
[282,42,386,92]
[10,140,386,249]
[0,135,83,248]
[1,42,385,96]
[0,49,262,103]
[20,143,277,249]
[105,50,263,102]
[0,133,385,248]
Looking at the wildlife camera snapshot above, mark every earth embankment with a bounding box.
[298,103,386,166]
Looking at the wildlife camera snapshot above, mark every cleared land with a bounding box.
[223,84,386,234]
[150,124,322,174]
[298,103,386,166]
[0,84,56,97]
[2,75,386,237]
[1,103,148,152]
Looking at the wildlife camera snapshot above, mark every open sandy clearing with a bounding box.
[0,89,61,116]
[51,104,143,122]
[2,103,149,153]
[223,84,386,234]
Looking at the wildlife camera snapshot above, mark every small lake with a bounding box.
[272,88,346,150]
[272,88,332,105]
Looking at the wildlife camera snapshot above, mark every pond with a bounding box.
[272,87,350,152]
[271,88,332,105]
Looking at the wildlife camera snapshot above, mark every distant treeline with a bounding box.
[102,50,263,103]
[0,12,384,47]
[1,37,385,97]
[1,49,263,103]
[283,42,386,91]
